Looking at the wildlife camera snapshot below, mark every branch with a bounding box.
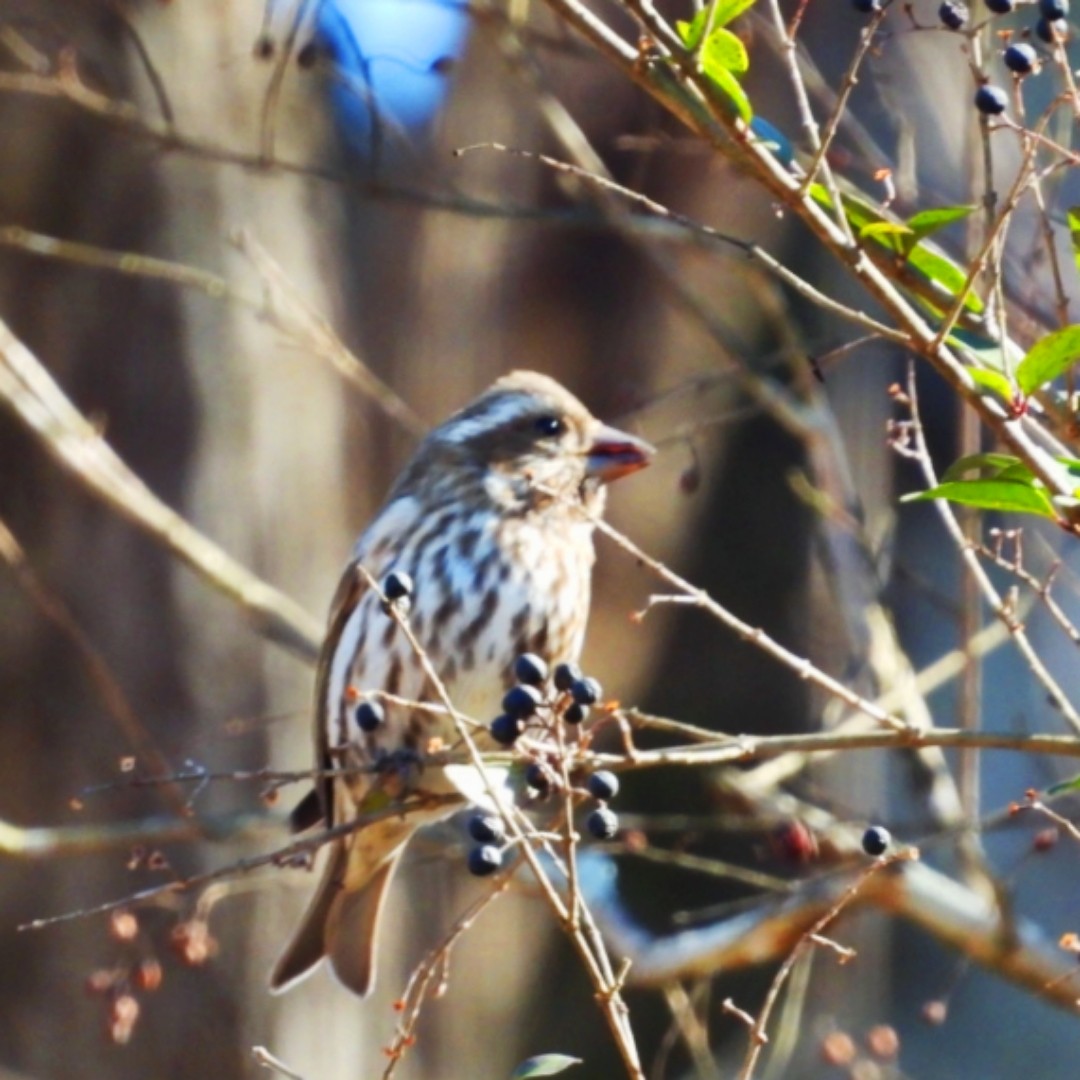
[0,318,322,662]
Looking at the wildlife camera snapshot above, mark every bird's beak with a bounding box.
[585,424,655,484]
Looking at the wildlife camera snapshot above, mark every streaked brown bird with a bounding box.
[270,371,653,996]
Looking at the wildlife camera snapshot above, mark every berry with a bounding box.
[563,702,589,725]
[586,770,620,802]
[553,661,583,692]
[514,653,548,686]
[852,0,882,10]
[1004,43,1036,74]
[1039,0,1069,19]
[525,762,552,794]
[586,807,619,840]
[467,812,506,845]
[938,1,968,29]
[1036,15,1069,41]
[974,85,1008,115]
[862,825,891,856]
[467,844,503,876]
[383,570,414,602]
[986,0,1013,11]
[570,677,602,707]
[356,700,384,733]
[502,684,543,719]
[490,713,522,745]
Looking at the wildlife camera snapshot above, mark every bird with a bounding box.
[270,370,654,997]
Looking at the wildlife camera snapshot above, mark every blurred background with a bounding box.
[2,1,1080,1077]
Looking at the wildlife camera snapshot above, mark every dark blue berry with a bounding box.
[525,762,552,794]
[1004,43,1036,73]
[862,825,891,856]
[938,1,968,29]
[355,700,385,733]
[553,661,583,692]
[467,812,506,845]
[502,684,543,720]
[852,0,882,10]
[1036,15,1069,41]
[563,702,588,725]
[586,770,620,802]
[383,570,414,602]
[1039,0,1068,20]
[467,844,503,876]
[514,653,548,686]
[490,714,522,745]
[986,0,1013,11]
[586,807,619,840]
[570,677,602,707]
[974,85,1008,114]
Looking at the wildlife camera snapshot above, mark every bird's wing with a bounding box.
[311,559,368,827]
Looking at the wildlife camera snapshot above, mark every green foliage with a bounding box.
[676,0,759,123]
[967,366,1014,403]
[1015,325,1080,396]
[809,186,983,314]
[1068,207,1080,275]
[510,1054,583,1078]
[902,453,1057,519]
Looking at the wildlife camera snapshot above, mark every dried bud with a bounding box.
[921,999,948,1025]
[820,1031,856,1067]
[109,910,139,942]
[134,959,163,993]
[865,1024,900,1060]
[85,969,118,996]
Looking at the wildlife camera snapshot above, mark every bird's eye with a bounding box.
[534,415,566,438]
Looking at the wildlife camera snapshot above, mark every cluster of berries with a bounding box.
[490,654,603,746]
[465,768,622,877]
[464,651,623,876]
[852,0,1067,117]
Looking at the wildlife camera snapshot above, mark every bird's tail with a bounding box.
[269,820,410,996]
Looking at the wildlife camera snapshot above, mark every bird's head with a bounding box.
[398,371,654,513]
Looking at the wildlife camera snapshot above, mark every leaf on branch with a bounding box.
[940,452,1033,483]
[1016,325,1080,396]
[967,367,1014,403]
[901,479,1057,519]
[1067,207,1080,275]
[859,221,914,255]
[510,1054,584,1078]
[702,27,749,74]
[905,245,984,314]
[700,61,752,122]
[676,10,754,122]
[905,205,976,243]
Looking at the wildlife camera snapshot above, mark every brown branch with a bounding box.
[0,318,322,662]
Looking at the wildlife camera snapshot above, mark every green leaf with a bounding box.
[708,0,760,29]
[1049,774,1080,796]
[905,204,976,242]
[1016,325,1080,396]
[859,221,914,255]
[1067,207,1080,275]
[906,244,984,314]
[968,367,1014,402]
[901,479,1057,518]
[940,452,1028,483]
[702,26,749,74]
[676,12,708,48]
[701,61,752,122]
[511,1055,584,1079]
[809,183,889,234]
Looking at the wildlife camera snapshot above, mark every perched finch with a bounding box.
[270,371,653,996]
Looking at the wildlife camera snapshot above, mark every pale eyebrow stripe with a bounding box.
[441,395,530,444]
